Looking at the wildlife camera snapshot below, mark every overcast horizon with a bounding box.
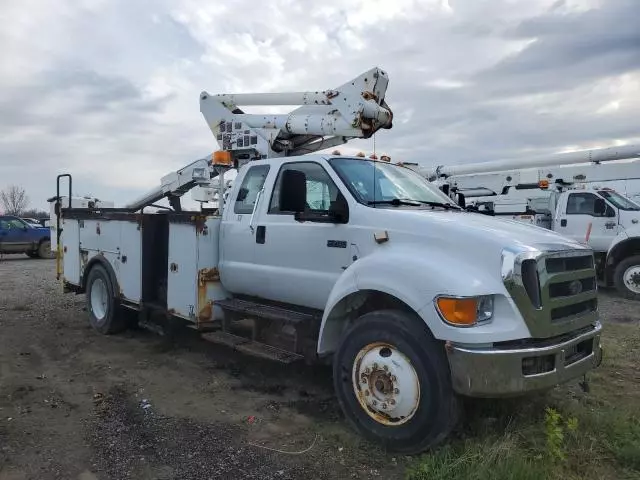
[1,0,638,211]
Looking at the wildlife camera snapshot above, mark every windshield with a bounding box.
[328,158,457,208]
[598,190,640,211]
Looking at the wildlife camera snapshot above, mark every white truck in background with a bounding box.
[51,67,603,454]
[405,145,640,301]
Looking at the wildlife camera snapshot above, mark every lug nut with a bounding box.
[364,390,370,396]
[383,365,388,371]
[382,403,387,409]
[373,363,378,369]
[394,388,399,394]
[390,399,396,405]
[372,400,377,406]
[391,375,396,382]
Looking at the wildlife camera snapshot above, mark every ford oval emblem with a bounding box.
[568,279,583,295]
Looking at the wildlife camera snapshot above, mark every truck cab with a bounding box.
[0,215,54,259]
[467,185,640,299]
[553,187,640,298]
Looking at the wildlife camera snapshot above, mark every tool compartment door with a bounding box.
[167,222,198,320]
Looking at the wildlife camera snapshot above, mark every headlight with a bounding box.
[435,295,494,327]
[476,295,494,322]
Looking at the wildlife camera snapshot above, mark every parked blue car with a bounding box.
[0,215,54,258]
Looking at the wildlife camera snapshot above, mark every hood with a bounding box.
[618,209,640,228]
[364,207,589,254]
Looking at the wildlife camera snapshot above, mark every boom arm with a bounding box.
[124,67,394,211]
[199,67,393,163]
[124,157,213,211]
[420,144,640,180]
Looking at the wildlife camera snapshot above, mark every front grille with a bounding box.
[549,277,596,298]
[546,255,594,273]
[505,249,599,338]
[551,298,598,321]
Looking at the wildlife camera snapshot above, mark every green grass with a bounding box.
[407,323,640,480]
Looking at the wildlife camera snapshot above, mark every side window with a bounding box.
[566,193,600,216]
[234,165,270,214]
[269,162,340,213]
[0,219,23,229]
[9,219,25,229]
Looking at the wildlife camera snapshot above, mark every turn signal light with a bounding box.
[538,179,549,189]
[436,297,478,326]
[212,150,232,165]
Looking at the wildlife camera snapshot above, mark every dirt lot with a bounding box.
[1,256,638,480]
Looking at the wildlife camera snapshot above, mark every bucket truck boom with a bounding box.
[123,67,392,212]
[422,143,640,181]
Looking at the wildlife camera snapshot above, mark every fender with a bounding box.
[82,253,122,298]
[605,228,640,281]
[607,227,640,257]
[317,244,528,355]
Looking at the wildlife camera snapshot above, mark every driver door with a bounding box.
[556,192,617,251]
[249,161,352,310]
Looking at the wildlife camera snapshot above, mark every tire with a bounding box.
[37,240,55,259]
[613,255,640,301]
[332,309,460,454]
[26,251,39,258]
[85,264,127,334]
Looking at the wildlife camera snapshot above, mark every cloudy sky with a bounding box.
[1,0,638,211]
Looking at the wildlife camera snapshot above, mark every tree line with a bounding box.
[0,185,48,218]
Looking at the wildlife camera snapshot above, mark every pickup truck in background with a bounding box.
[0,215,54,259]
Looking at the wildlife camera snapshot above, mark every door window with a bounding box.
[234,165,270,214]
[269,162,341,214]
[0,218,27,230]
[566,193,613,217]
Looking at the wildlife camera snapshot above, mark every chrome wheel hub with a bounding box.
[352,342,420,426]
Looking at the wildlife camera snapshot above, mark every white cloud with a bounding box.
[0,0,638,211]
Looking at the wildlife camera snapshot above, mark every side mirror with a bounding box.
[237,187,249,202]
[280,169,307,213]
[594,198,606,216]
[329,193,349,223]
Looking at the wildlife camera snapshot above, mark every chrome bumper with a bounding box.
[446,321,603,397]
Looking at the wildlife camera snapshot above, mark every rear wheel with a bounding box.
[37,240,55,259]
[85,264,127,334]
[613,255,640,300]
[332,309,459,454]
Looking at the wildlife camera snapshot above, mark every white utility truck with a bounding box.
[51,68,603,453]
[408,145,640,301]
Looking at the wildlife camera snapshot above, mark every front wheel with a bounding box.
[332,309,459,454]
[613,255,640,300]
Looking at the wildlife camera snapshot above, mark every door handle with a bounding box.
[605,221,616,229]
[560,219,567,227]
[256,225,266,244]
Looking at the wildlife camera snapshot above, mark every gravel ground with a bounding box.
[0,255,637,480]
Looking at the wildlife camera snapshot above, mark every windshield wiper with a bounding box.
[368,198,421,206]
[367,198,461,210]
[411,200,461,210]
